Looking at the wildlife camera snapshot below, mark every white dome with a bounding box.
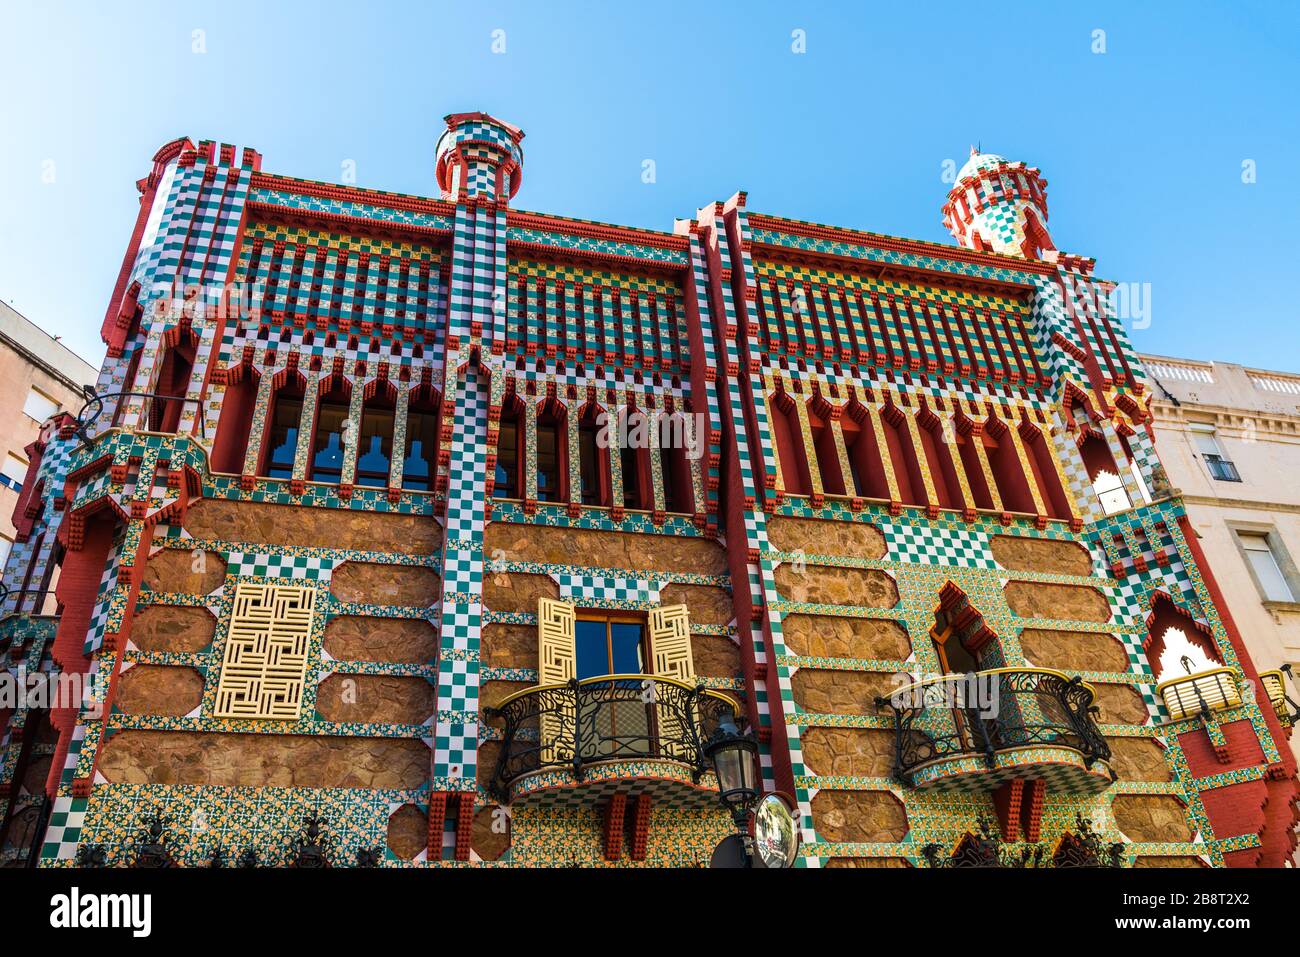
[955,151,1007,183]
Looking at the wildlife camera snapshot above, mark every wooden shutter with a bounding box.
[649,603,693,679]
[537,597,576,764]
[649,603,695,760]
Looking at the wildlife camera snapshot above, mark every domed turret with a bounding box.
[435,112,525,203]
[943,147,1055,260]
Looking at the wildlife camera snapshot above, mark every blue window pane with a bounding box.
[610,623,644,674]
[575,620,608,680]
[356,435,389,487]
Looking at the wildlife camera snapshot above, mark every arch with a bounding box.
[658,408,695,514]
[258,369,307,479]
[309,375,353,483]
[535,398,568,503]
[576,401,611,507]
[401,381,442,492]
[840,400,889,500]
[808,400,847,496]
[983,415,1037,514]
[933,582,1003,672]
[493,393,524,499]
[1079,431,1130,514]
[211,366,260,474]
[619,402,654,510]
[769,390,812,496]
[1144,591,1221,680]
[916,407,962,511]
[1018,420,1073,519]
[355,380,397,488]
[148,326,199,433]
[879,402,924,507]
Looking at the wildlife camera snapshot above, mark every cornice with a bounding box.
[746,212,1059,278]
[250,171,458,218]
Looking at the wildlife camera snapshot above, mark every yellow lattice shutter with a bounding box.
[649,603,695,761]
[537,597,576,764]
[214,581,317,720]
[650,603,694,679]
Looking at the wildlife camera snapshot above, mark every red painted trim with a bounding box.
[1177,513,1300,866]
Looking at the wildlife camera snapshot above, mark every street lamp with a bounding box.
[704,713,760,829]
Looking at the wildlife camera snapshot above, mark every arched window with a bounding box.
[809,404,846,496]
[955,427,995,511]
[310,377,352,483]
[841,402,890,500]
[770,392,811,496]
[880,405,924,506]
[917,413,961,511]
[1080,432,1130,515]
[148,329,198,433]
[260,372,306,480]
[211,367,259,474]
[620,406,653,511]
[658,410,694,514]
[536,401,567,503]
[493,396,523,499]
[1145,592,1222,680]
[578,403,610,507]
[401,384,441,492]
[984,417,1037,514]
[355,382,396,488]
[1020,422,1073,519]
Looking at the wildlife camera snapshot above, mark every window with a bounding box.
[495,417,519,497]
[310,383,351,483]
[1,453,28,491]
[575,614,647,679]
[578,412,608,506]
[262,390,304,479]
[1238,532,1296,603]
[0,534,12,570]
[22,387,59,424]
[355,403,394,488]
[1191,425,1241,482]
[536,415,561,502]
[402,389,440,492]
[1092,470,1131,516]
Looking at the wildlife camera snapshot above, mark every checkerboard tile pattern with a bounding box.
[882,520,996,569]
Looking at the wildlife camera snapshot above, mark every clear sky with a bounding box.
[1,1,1296,372]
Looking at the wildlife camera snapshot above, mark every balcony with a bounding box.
[1157,667,1242,721]
[484,675,740,808]
[1259,669,1298,727]
[875,668,1114,793]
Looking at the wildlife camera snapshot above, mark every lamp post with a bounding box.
[704,713,761,867]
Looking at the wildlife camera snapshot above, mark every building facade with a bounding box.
[0,301,99,597]
[0,120,1295,868]
[1142,353,1300,771]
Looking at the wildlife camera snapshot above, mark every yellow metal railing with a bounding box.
[1157,667,1241,721]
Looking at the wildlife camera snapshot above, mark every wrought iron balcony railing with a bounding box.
[875,668,1112,787]
[484,674,739,803]
[71,390,207,443]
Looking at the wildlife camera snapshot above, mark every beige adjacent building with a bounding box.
[1144,352,1300,763]
[0,301,99,590]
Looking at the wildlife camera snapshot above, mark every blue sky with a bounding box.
[2,1,1296,371]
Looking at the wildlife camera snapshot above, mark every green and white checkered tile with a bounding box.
[434,720,476,779]
[40,796,89,861]
[557,574,659,603]
[227,552,331,580]
[881,520,995,569]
